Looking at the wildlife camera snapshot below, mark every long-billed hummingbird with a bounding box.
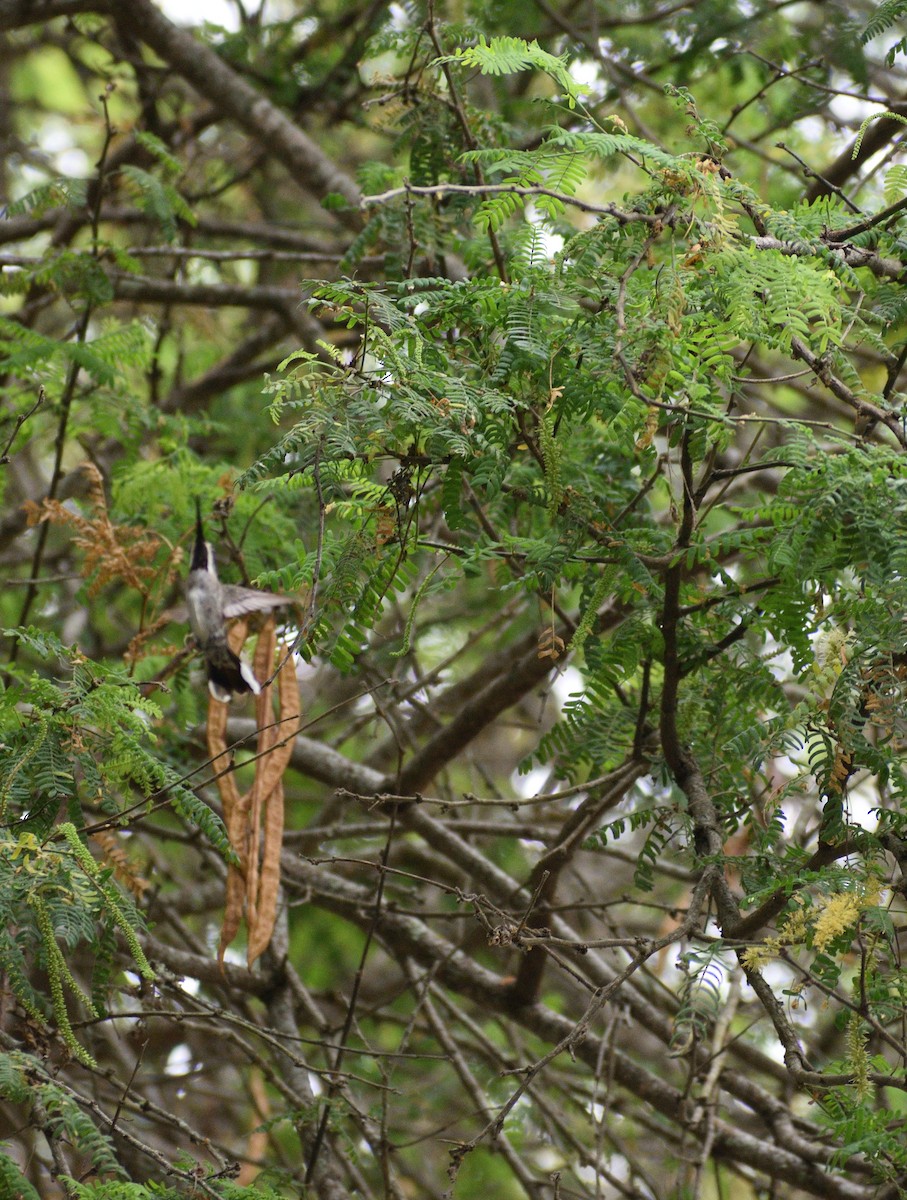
[186,499,289,702]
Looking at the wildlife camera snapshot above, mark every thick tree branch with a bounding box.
[805,102,907,202]
[393,643,566,793]
[112,0,363,221]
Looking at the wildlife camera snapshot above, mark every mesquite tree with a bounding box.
[2,2,907,1198]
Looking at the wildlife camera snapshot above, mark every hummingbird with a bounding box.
[185,499,289,702]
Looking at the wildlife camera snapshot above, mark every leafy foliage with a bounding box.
[4,3,907,1198]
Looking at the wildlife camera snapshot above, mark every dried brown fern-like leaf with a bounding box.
[125,613,180,667]
[90,830,150,899]
[24,461,170,598]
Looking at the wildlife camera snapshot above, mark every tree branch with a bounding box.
[112,0,363,221]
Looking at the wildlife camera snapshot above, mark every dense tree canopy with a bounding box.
[5,1,907,1197]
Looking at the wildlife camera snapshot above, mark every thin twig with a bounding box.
[0,384,44,465]
[305,805,399,1182]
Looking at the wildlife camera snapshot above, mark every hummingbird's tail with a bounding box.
[204,638,261,702]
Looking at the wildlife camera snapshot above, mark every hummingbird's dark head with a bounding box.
[191,498,215,573]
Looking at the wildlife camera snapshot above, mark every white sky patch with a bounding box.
[204,926,246,972]
[661,26,691,53]
[512,762,550,799]
[550,663,583,707]
[828,92,876,126]
[533,1147,563,1172]
[570,57,602,91]
[159,0,245,28]
[796,116,828,150]
[838,775,878,830]
[538,225,564,259]
[415,623,470,678]
[164,1042,194,1078]
[36,120,90,178]
[388,3,411,30]
[574,1149,632,1189]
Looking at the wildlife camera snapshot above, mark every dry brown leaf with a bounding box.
[209,618,300,966]
[213,622,250,965]
[125,614,179,668]
[246,636,299,965]
[635,405,659,451]
[24,461,166,598]
[537,626,565,661]
[90,830,150,898]
[237,1069,271,1187]
[243,621,278,936]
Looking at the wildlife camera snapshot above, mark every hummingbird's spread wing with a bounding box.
[221,585,290,620]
